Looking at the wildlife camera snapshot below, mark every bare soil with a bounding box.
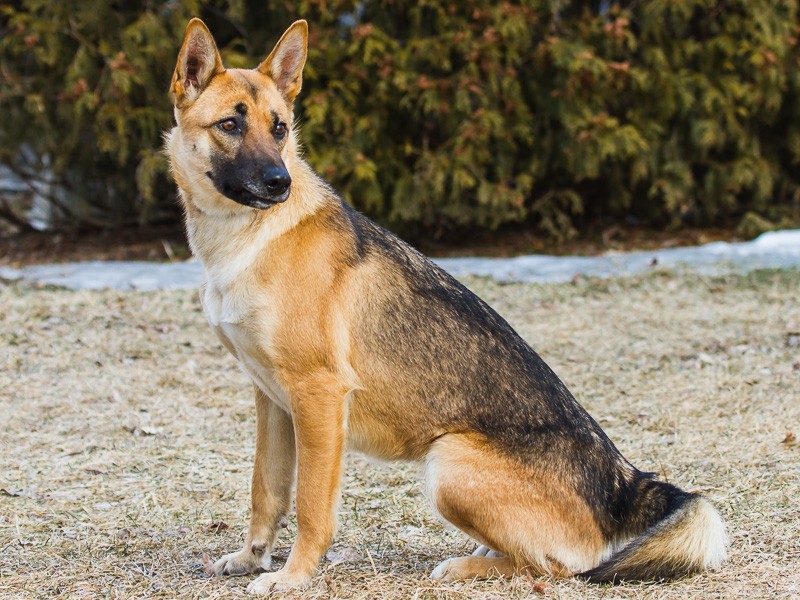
[0,224,741,268]
[0,225,190,268]
[1,269,798,599]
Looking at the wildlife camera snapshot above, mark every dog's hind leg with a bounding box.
[425,433,606,582]
[212,385,296,576]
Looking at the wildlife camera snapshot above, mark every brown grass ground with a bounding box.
[0,269,798,599]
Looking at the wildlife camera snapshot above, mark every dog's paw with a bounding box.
[211,545,272,577]
[430,558,454,581]
[471,545,504,558]
[246,570,311,595]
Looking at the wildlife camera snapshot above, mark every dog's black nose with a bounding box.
[263,165,291,196]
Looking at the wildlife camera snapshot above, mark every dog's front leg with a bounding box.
[247,371,346,595]
[212,385,296,576]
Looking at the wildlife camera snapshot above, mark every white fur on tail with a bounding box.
[584,496,727,582]
[675,497,728,570]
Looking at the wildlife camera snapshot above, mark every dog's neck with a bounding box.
[182,160,329,289]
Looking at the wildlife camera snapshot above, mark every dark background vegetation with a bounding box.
[1,0,799,244]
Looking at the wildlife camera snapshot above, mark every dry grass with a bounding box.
[1,269,798,599]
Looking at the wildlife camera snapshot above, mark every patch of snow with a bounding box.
[434,229,800,283]
[0,260,203,291]
[1,230,799,291]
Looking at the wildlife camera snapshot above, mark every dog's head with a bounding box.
[166,19,307,214]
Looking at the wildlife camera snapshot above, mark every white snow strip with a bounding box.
[0,260,203,291]
[1,230,799,291]
[435,229,800,283]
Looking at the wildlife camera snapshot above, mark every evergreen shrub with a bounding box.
[1,1,799,238]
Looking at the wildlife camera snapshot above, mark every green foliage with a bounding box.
[1,0,799,237]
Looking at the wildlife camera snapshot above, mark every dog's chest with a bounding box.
[201,281,292,413]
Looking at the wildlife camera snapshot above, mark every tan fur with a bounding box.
[431,556,517,581]
[426,433,605,579]
[166,19,727,594]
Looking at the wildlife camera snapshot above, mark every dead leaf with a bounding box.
[782,432,796,446]
[531,580,548,594]
[323,574,336,593]
[206,521,229,533]
[325,546,362,565]
[122,425,161,437]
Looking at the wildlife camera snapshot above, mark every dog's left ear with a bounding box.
[258,20,308,103]
[171,18,224,107]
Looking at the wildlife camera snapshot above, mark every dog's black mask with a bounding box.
[208,155,291,209]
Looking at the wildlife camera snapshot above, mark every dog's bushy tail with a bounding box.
[582,480,727,583]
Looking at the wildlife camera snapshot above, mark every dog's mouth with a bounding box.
[227,185,290,209]
[207,173,290,209]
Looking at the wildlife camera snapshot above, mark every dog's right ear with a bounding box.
[170,18,224,107]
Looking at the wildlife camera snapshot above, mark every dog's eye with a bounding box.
[275,122,287,139]
[219,119,238,133]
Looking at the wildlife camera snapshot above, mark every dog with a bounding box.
[165,18,728,595]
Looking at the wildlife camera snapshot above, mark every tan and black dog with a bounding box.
[165,18,728,595]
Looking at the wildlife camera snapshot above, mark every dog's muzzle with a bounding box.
[208,169,292,209]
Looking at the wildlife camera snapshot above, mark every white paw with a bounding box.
[471,545,504,558]
[430,558,454,581]
[211,546,272,576]
[246,570,311,595]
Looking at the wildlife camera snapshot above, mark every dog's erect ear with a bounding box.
[171,18,224,106]
[257,20,308,103]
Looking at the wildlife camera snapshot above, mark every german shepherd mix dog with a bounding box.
[166,19,727,595]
